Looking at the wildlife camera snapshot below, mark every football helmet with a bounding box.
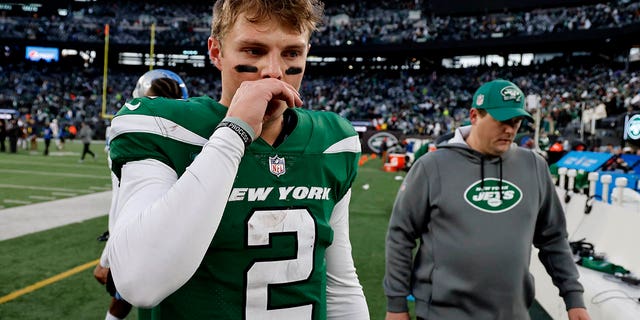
[132,69,189,99]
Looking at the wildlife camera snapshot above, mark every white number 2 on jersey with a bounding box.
[245,209,316,319]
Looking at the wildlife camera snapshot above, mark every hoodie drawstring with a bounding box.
[479,156,504,200]
[499,157,503,201]
[480,156,485,188]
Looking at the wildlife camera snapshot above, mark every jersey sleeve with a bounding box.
[313,111,361,201]
[325,189,370,319]
[109,96,223,179]
[320,113,367,318]
[106,124,245,307]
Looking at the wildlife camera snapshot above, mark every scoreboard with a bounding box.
[118,50,207,68]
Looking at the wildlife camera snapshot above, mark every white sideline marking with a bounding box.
[25,151,81,156]
[4,199,32,204]
[0,191,111,241]
[48,151,81,156]
[28,195,57,201]
[27,151,81,157]
[0,159,89,168]
[0,184,91,193]
[51,192,78,197]
[0,169,110,179]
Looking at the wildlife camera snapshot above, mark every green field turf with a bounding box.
[0,140,111,210]
[0,148,550,319]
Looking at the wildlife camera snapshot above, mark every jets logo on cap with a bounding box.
[500,86,522,102]
[464,178,522,213]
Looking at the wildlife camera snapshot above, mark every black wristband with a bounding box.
[216,120,253,147]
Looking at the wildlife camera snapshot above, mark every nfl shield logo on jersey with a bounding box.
[269,155,286,177]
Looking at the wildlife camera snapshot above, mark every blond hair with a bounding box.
[211,0,324,41]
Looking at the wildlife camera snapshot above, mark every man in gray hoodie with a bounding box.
[384,79,591,320]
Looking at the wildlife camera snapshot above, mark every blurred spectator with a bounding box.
[77,121,95,163]
[0,119,6,152]
[7,119,19,153]
[50,119,63,150]
[42,121,53,156]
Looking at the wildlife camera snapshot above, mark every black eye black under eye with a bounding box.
[234,65,258,73]
[233,65,303,75]
[285,67,303,75]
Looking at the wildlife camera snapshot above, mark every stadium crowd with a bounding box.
[1,0,638,46]
[1,58,639,147]
[317,0,640,46]
[2,0,640,154]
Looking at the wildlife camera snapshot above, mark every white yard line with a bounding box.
[0,184,92,194]
[0,169,110,180]
[0,159,91,169]
[28,195,57,201]
[3,199,32,204]
[51,192,79,197]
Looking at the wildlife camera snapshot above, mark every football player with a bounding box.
[104,0,369,319]
[94,70,188,320]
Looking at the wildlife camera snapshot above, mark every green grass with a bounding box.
[0,152,550,319]
[350,161,406,317]
[0,140,111,209]
[0,215,130,319]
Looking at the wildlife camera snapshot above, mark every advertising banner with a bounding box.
[554,151,613,172]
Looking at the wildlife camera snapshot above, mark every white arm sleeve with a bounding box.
[105,127,244,307]
[325,189,370,320]
[99,247,109,268]
[99,170,121,269]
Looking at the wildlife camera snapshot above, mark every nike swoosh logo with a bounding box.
[124,102,141,110]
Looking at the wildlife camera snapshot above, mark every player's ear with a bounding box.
[469,108,480,125]
[208,36,222,71]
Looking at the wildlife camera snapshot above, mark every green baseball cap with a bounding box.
[471,79,533,122]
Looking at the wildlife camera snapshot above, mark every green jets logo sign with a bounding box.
[464,178,522,213]
[626,114,640,140]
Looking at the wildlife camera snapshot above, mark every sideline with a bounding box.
[0,259,100,304]
[0,191,111,241]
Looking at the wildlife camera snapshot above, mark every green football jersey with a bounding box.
[109,96,361,320]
